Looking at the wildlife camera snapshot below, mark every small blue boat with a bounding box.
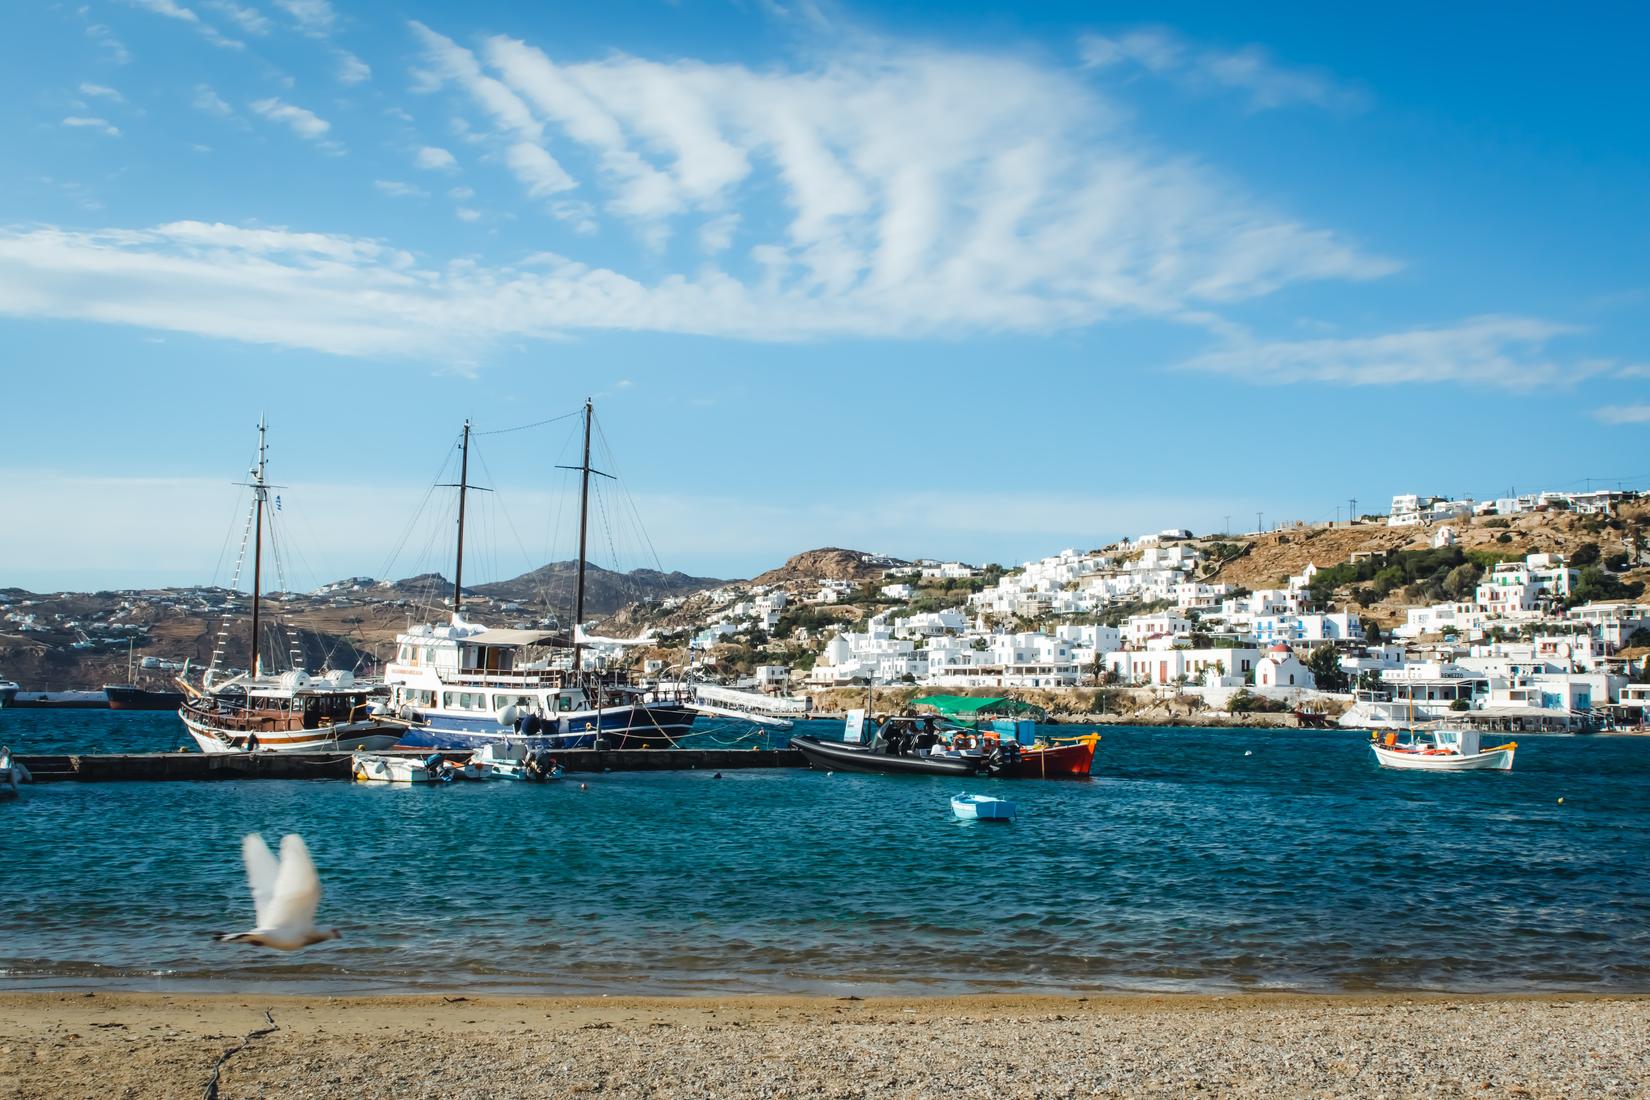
[951,793,1016,821]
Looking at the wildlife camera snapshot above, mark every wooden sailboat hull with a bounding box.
[181,706,396,755]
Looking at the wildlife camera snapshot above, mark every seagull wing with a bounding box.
[241,833,280,927]
[265,833,323,932]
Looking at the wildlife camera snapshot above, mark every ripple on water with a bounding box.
[3,715,1650,994]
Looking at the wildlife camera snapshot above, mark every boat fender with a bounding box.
[520,713,542,736]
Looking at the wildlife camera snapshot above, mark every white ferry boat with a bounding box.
[384,619,694,751]
[384,406,695,753]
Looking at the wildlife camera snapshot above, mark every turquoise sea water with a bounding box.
[2,711,1648,996]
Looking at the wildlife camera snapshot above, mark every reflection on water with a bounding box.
[2,711,1648,995]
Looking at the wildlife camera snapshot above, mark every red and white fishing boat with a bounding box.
[1370,727,1516,771]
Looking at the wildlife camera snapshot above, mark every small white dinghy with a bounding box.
[1370,728,1516,772]
[0,745,29,799]
[350,750,489,783]
[951,793,1016,821]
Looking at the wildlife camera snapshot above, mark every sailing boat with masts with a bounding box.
[385,401,696,752]
[177,420,392,754]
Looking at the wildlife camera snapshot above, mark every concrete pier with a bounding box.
[14,748,804,782]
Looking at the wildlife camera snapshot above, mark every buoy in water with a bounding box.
[1557,797,1565,805]
[1243,750,1253,757]
[579,783,589,792]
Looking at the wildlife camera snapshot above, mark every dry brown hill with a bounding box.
[1210,501,1649,592]
[750,548,910,586]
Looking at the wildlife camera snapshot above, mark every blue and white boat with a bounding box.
[951,793,1016,821]
[384,619,694,752]
[384,405,696,754]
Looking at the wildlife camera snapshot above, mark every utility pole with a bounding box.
[1256,511,1264,534]
[1349,498,1357,526]
[1223,514,1231,536]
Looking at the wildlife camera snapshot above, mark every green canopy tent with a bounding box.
[909,695,1048,722]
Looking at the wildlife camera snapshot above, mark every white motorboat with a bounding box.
[473,743,564,781]
[1370,727,1516,771]
[1,745,30,799]
[951,793,1017,821]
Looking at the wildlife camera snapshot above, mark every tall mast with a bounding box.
[249,417,268,679]
[573,398,593,670]
[453,420,471,619]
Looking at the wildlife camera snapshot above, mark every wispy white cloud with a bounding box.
[414,145,456,171]
[335,49,371,85]
[455,207,481,222]
[272,0,334,35]
[504,141,575,197]
[373,180,426,198]
[119,0,245,50]
[1178,316,1586,388]
[1,27,1401,360]
[250,96,331,140]
[193,84,234,117]
[1594,404,1650,425]
[62,116,122,137]
[85,22,132,65]
[202,0,270,35]
[413,23,1389,301]
[78,83,125,102]
[1079,26,1366,112]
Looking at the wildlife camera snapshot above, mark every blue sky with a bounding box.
[2,0,1647,591]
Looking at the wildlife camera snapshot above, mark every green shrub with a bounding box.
[1228,689,1290,714]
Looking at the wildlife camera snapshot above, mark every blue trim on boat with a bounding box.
[396,703,696,751]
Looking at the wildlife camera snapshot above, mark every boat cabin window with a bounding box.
[462,645,515,673]
[556,694,573,712]
[441,691,487,710]
[493,694,534,711]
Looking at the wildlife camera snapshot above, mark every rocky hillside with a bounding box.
[751,548,910,586]
[1207,501,1650,627]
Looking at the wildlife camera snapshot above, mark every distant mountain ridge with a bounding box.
[471,561,726,616]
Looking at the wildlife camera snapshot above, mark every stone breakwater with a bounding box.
[4,993,1648,1099]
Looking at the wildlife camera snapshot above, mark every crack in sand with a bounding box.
[201,1010,278,1100]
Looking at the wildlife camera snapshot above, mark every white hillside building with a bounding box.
[1255,643,1315,689]
[1105,641,1259,687]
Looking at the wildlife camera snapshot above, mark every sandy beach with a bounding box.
[2,991,1647,1099]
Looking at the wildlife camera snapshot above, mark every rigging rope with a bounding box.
[473,408,582,436]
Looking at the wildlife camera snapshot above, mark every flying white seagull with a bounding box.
[218,833,340,950]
